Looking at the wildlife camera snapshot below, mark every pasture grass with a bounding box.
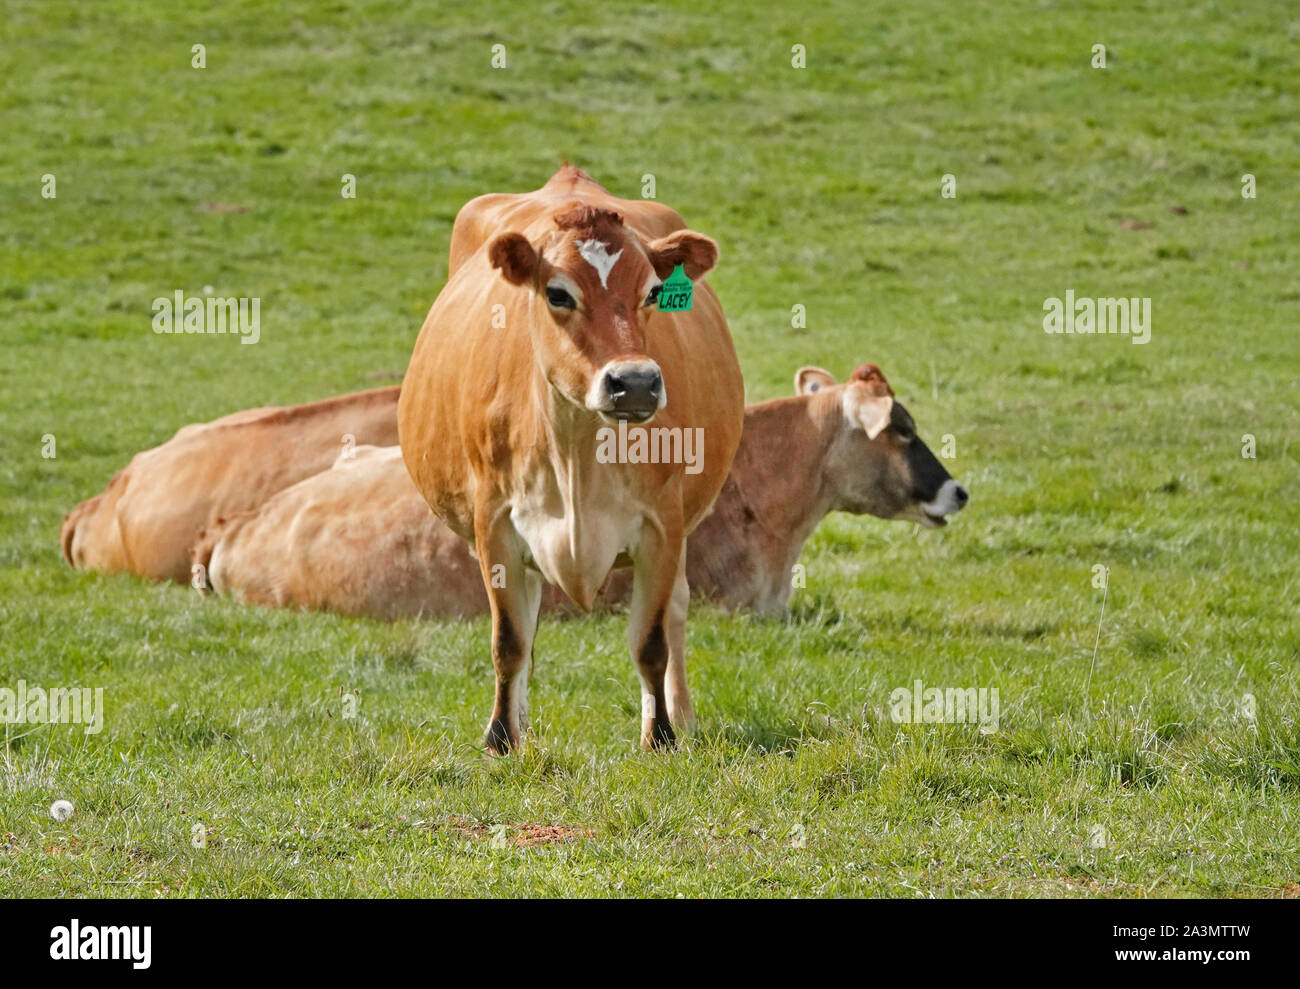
[1,0,1298,897]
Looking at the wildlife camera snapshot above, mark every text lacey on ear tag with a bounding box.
[657,263,694,312]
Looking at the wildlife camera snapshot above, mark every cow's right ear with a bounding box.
[488,233,539,286]
[842,365,895,440]
[795,366,835,395]
[843,388,894,440]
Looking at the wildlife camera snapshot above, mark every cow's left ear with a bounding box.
[647,230,719,281]
[489,232,539,286]
[795,366,835,395]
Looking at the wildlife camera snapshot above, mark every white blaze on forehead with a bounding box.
[574,239,623,289]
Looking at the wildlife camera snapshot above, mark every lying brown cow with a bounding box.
[398,166,745,751]
[60,387,400,583]
[195,445,494,620]
[196,365,968,718]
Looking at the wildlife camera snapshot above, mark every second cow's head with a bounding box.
[488,205,717,425]
[796,363,968,528]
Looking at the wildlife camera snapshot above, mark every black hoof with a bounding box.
[649,717,676,749]
[484,719,515,755]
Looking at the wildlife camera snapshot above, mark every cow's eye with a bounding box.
[546,286,576,310]
[644,285,662,308]
[893,423,914,442]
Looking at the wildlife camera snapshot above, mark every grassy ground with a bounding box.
[2,0,1298,897]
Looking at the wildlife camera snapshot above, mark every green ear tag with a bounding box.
[657,264,694,312]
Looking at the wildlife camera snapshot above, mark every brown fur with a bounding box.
[198,365,962,620]
[398,166,744,750]
[60,387,400,583]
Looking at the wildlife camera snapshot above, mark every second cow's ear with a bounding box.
[647,230,719,281]
[846,362,896,437]
[489,233,540,286]
[795,366,835,395]
[843,386,894,440]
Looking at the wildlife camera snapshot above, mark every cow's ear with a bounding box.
[844,364,895,439]
[795,366,835,395]
[647,230,719,280]
[843,387,894,440]
[489,233,539,286]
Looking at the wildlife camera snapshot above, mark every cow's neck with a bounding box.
[539,377,604,472]
[527,375,629,608]
[690,395,837,613]
[539,376,586,496]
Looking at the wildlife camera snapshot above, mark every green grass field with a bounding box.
[2,0,1298,897]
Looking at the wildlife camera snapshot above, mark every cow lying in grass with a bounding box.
[60,387,400,583]
[194,364,966,629]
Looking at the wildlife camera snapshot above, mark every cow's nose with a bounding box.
[954,484,969,509]
[604,366,663,417]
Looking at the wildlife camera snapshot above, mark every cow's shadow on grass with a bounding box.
[700,721,818,755]
[783,598,1058,642]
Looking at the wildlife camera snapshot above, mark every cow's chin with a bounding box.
[893,506,948,529]
[596,409,658,426]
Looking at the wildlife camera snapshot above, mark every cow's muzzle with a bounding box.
[591,360,666,424]
[920,479,969,528]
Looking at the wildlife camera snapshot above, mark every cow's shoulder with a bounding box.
[452,192,520,235]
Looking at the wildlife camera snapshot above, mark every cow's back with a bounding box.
[63,387,401,583]
[200,446,483,618]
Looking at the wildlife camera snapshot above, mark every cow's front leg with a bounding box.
[663,546,696,733]
[476,507,542,755]
[628,513,685,750]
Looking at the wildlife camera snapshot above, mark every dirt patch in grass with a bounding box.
[447,817,595,847]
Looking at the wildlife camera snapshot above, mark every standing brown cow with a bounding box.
[399,166,744,752]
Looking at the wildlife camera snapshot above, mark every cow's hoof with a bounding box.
[484,719,516,755]
[642,718,676,751]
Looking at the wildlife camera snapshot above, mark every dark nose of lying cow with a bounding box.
[954,484,969,509]
[605,367,663,420]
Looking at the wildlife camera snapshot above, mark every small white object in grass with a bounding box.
[50,800,74,822]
